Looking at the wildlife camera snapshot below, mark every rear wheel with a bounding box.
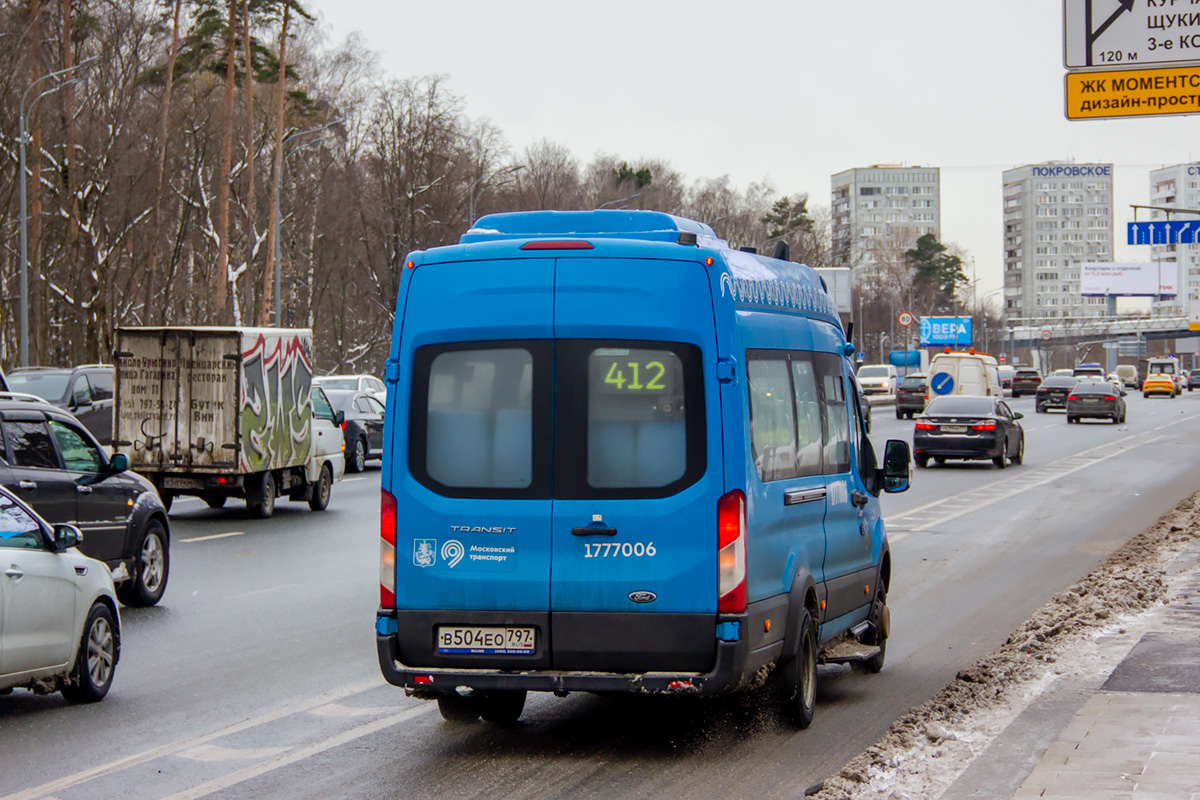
[896,408,903,420]
[915,455,929,468]
[993,443,1008,469]
[116,519,169,607]
[856,585,888,674]
[308,464,333,511]
[249,472,276,519]
[1012,435,1024,465]
[933,457,945,466]
[349,438,366,473]
[437,695,482,724]
[479,691,527,724]
[203,493,226,509]
[60,603,116,703]
[1035,404,1045,413]
[785,609,818,729]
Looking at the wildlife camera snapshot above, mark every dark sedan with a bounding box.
[1189,371,1200,392]
[913,395,1024,469]
[1034,375,1077,412]
[895,373,927,419]
[1066,381,1126,424]
[324,389,385,473]
[1011,369,1042,398]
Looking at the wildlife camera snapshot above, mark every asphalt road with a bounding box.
[3,390,1199,800]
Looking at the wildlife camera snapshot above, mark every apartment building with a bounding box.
[830,165,940,274]
[1002,162,1114,319]
[1148,164,1200,316]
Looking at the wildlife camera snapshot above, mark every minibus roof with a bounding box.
[460,210,726,247]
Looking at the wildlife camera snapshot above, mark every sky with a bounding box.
[302,0,1200,303]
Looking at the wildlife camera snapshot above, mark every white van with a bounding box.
[927,351,1002,400]
[856,364,898,395]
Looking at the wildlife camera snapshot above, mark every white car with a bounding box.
[1,486,120,703]
[314,374,386,405]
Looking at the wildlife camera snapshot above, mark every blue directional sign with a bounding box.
[930,372,955,395]
[1127,220,1200,245]
[919,316,972,347]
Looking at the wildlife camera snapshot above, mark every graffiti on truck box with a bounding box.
[240,332,313,472]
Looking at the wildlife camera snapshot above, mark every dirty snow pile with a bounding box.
[808,492,1200,800]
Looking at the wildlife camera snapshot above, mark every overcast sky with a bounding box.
[303,0,1198,300]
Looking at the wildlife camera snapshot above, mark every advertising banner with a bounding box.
[919,317,972,347]
[1081,262,1177,297]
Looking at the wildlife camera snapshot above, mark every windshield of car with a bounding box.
[1016,371,1039,378]
[900,376,925,388]
[857,367,889,378]
[5,372,70,401]
[1073,382,1114,394]
[1042,377,1077,387]
[1150,362,1176,374]
[316,378,358,390]
[322,389,357,411]
[924,396,993,415]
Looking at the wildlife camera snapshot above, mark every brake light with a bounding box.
[520,240,594,250]
[914,421,936,429]
[380,489,397,608]
[1067,395,1077,401]
[969,421,996,431]
[1104,395,1116,401]
[717,490,746,614]
[340,420,347,430]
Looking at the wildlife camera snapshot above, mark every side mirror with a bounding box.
[1013,412,1024,420]
[879,439,911,493]
[109,452,129,472]
[334,410,346,426]
[72,395,93,409]
[54,524,83,550]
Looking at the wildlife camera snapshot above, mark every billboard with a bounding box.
[1080,262,1177,297]
[919,316,972,347]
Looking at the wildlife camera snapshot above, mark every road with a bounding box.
[2,390,1198,800]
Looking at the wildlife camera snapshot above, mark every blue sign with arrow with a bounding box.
[930,372,955,395]
[1127,220,1200,245]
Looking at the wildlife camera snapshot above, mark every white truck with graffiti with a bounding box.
[113,327,345,517]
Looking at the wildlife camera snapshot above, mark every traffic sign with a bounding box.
[1066,65,1200,120]
[1041,329,1053,341]
[930,373,955,396]
[1127,219,1200,245]
[999,354,1007,364]
[1064,0,1200,70]
[898,311,914,327]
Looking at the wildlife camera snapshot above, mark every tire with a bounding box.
[993,441,1008,469]
[1035,404,1045,413]
[855,585,888,674]
[1144,393,1151,399]
[308,463,333,511]
[915,455,929,468]
[1012,434,1024,465]
[60,602,117,703]
[934,457,945,466]
[203,493,226,509]
[479,691,527,724]
[896,408,903,420]
[116,519,169,607]
[786,609,818,729]
[249,472,276,519]
[349,438,366,473]
[160,492,174,513]
[437,695,482,724]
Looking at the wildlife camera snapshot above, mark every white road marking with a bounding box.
[236,583,300,598]
[159,704,435,800]
[0,678,387,800]
[342,477,366,482]
[180,531,245,543]
[177,745,289,763]
[308,702,395,718]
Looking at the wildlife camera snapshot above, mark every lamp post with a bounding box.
[272,120,340,325]
[18,56,99,366]
[468,165,525,226]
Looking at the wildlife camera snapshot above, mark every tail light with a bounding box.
[914,421,936,430]
[969,421,996,431]
[717,490,746,614]
[341,420,347,430]
[1067,394,1078,401]
[380,489,397,608]
[1104,395,1116,401]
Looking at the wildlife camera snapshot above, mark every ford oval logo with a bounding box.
[628,591,657,604]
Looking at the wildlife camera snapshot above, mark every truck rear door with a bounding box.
[550,257,721,672]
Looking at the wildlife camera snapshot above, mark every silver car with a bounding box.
[0,486,120,703]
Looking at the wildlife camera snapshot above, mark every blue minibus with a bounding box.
[376,210,911,728]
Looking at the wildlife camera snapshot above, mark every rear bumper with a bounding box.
[1035,395,1068,408]
[1066,401,1118,418]
[375,608,761,696]
[913,433,1001,458]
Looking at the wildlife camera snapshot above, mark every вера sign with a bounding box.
[1065,64,1200,119]
[1064,0,1200,69]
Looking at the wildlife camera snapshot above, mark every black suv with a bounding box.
[5,365,115,445]
[0,392,170,606]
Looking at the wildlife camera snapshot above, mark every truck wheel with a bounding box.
[116,519,169,607]
[786,609,818,729]
[60,602,117,704]
[479,691,526,724]
[309,464,333,511]
[249,473,276,519]
[437,695,481,724]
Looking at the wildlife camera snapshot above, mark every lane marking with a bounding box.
[342,477,366,482]
[307,702,396,718]
[236,583,300,598]
[1,678,387,800]
[177,745,289,763]
[180,531,246,543]
[159,704,435,800]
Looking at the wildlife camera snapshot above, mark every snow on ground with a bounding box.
[808,492,1200,800]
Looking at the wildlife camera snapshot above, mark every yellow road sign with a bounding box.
[1065,65,1200,119]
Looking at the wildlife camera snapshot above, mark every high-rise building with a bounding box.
[1002,162,1114,319]
[830,165,940,273]
[1147,164,1199,316]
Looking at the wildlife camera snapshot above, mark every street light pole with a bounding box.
[18,56,98,367]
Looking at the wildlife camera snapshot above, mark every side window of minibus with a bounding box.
[747,353,798,482]
[815,353,850,474]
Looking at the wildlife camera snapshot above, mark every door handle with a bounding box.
[77,485,93,494]
[17,480,36,491]
[4,567,23,579]
[851,490,869,508]
[572,526,618,536]
[784,488,827,506]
